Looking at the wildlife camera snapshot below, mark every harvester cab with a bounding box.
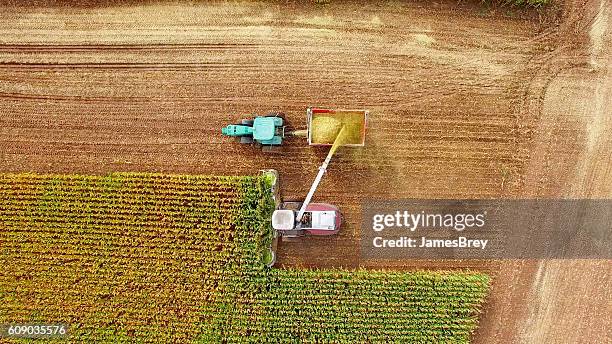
[221,113,285,146]
[272,202,342,238]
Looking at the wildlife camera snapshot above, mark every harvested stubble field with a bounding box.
[0,0,610,343]
[0,173,490,342]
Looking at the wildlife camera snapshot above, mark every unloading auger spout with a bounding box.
[296,126,346,222]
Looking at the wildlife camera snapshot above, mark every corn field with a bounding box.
[203,268,490,343]
[0,173,490,343]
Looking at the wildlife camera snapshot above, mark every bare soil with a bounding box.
[0,1,609,343]
[519,0,612,342]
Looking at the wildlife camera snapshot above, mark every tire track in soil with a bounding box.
[0,2,565,343]
[519,0,612,343]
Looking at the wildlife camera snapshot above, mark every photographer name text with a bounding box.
[370,210,489,250]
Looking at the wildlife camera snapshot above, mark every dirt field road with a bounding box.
[0,1,609,343]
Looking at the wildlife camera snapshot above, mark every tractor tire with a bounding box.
[280,200,304,209]
[240,136,254,144]
[265,112,286,120]
[261,145,283,154]
[241,119,254,126]
[281,236,303,243]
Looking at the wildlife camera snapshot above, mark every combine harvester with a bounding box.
[222,108,368,265]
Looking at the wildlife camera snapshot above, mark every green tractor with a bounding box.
[221,112,288,151]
